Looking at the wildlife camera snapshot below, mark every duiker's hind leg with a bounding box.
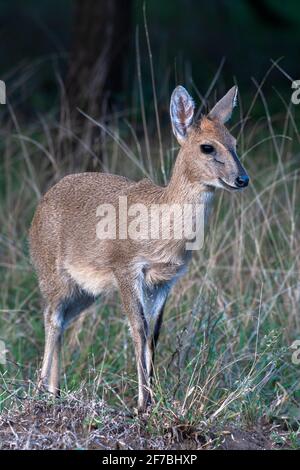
[38,287,95,396]
[39,304,63,395]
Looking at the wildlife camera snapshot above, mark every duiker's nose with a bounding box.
[235,175,249,188]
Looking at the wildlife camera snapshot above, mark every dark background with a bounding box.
[0,0,299,119]
[0,3,299,442]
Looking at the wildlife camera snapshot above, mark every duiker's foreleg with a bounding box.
[118,278,151,412]
[147,302,166,383]
[38,305,63,396]
[129,302,151,411]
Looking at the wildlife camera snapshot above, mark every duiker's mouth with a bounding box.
[218,177,248,191]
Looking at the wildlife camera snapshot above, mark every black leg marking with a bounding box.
[59,287,96,329]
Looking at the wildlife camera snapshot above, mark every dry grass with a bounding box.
[0,60,299,449]
[0,393,285,450]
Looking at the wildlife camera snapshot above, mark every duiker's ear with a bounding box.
[208,86,238,124]
[170,86,195,145]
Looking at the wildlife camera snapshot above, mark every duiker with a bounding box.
[30,85,249,412]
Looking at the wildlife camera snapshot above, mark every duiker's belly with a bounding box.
[64,261,117,296]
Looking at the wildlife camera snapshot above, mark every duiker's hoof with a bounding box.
[36,380,60,399]
[137,399,153,417]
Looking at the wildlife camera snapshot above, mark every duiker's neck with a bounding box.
[163,149,215,205]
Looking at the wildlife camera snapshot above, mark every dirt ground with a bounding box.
[0,397,288,450]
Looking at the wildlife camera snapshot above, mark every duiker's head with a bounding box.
[170,85,249,191]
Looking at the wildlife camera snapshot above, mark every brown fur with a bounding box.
[30,86,249,411]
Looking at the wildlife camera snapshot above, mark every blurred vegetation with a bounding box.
[0,0,299,116]
[0,0,299,448]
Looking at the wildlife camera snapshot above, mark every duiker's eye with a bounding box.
[200,144,215,154]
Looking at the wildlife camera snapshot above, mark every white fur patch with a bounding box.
[64,262,117,296]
